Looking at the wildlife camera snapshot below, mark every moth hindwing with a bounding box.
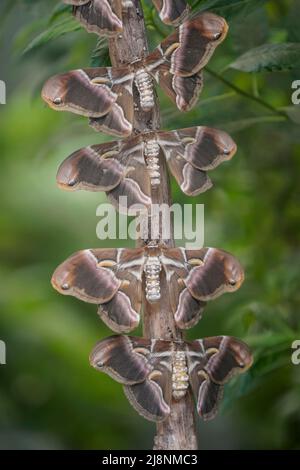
[64,1,123,36]
[41,13,228,137]
[56,127,237,209]
[51,246,244,333]
[90,335,253,422]
[151,0,190,26]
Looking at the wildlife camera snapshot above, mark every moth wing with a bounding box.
[161,248,205,329]
[159,127,237,171]
[110,247,145,318]
[42,68,123,118]
[164,149,213,196]
[151,0,190,26]
[90,335,152,384]
[153,67,203,112]
[51,248,145,332]
[56,141,124,192]
[184,248,245,301]
[98,292,140,333]
[72,0,123,36]
[169,13,228,77]
[51,249,121,304]
[106,136,152,213]
[124,378,171,422]
[89,69,134,137]
[56,137,152,212]
[175,289,206,330]
[124,341,172,422]
[187,337,253,420]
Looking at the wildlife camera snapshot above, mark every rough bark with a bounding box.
[108,0,198,450]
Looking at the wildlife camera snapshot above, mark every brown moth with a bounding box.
[56,126,237,212]
[41,13,228,137]
[51,245,244,333]
[90,335,253,422]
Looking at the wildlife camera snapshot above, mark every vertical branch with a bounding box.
[108,0,198,450]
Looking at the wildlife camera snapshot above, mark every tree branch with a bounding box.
[108,0,198,450]
[206,67,290,120]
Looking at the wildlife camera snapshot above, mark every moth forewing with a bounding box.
[51,248,145,333]
[42,67,134,137]
[51,249,121,304]
[169,13,229,77]
[56,143,125,192]
[89,335,152,384]
[185,248,245,301]
[41,68,119,118]
[186,337,253,420]
[165,127,237,171]
[202,336,253,384]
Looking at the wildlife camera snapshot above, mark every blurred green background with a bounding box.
[0,0,300,449]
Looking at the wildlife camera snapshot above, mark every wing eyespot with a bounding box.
[213,32,222,40]
[53,97,63,106]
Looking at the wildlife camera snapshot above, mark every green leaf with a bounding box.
[193,0,267,20]
[217,115,286,133]
[90,38,110,68]
[229,43,300,72]
[281,105,300,124]
[22,15,81,55]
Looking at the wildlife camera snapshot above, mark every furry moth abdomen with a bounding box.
[144,139,160,186]
[144,254,162,302]
[134,69,155,111]
[172,351,189,400]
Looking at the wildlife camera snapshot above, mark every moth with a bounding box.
[90,335,253,422]
[51,245,244,333]
[56,126,237,211]
[41,13,228,137]
[64,1,190,37]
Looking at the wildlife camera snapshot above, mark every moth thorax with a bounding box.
[172,351,189,400]
[134,69,154,111]
[144,255,161,302]
[144,140,160,186]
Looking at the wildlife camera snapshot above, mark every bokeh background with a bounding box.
[0,0,300,449]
